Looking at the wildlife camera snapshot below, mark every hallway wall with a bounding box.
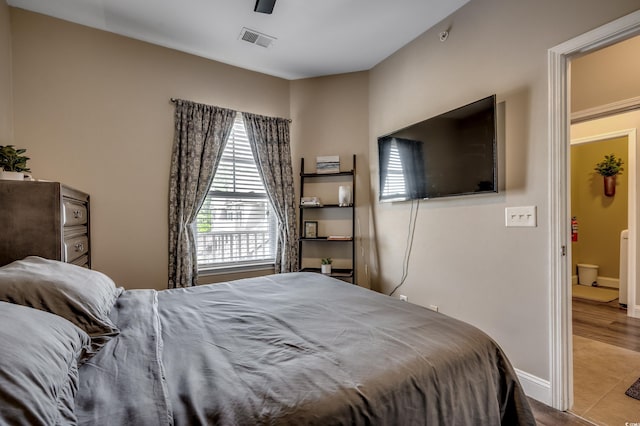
[572,34,640,112]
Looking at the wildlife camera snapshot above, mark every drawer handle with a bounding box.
[73,210,83,219]
[74,242,85,252]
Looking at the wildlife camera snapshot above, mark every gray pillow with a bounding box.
[0,301,91,425]
[0,256,123,354]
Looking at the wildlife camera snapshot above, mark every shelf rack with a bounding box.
[298,155,356,283]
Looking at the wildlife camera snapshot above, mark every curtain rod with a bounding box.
[170,98,292,123]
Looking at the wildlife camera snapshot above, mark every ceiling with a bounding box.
[7,0,470,80]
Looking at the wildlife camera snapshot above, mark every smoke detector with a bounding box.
[239,27,276,48]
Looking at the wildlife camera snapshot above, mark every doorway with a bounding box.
[569,129,640,423]
[570,132,631,299]
[549,9,640,411]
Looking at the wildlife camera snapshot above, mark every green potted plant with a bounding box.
[0,145,30,181]
[594,153,623,197]
[321,257,332,274]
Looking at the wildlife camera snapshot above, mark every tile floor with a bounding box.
[572,335,640,425]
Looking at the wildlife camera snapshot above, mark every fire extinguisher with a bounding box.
[571,216,578,242]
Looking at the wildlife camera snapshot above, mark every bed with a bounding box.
[0,257,535,425]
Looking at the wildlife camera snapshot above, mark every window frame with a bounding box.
[195,114,277,274]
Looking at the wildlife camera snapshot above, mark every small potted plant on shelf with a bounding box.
[0,145,30,181]
[594,153,623,197]
[321,258,332,274]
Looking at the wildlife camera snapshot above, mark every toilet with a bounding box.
[577,263,598,286]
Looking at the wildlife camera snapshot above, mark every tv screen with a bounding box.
[378,95,497,202]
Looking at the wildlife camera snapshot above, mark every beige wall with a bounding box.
[571,137,628,280]
[0,0,12,143]
[572,35,640,112]
[368,0,639,382]
[290,73,371,287]
[9,8,372,291]
[10,9,290,289]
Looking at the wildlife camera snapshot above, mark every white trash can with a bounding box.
[577,263,598,286]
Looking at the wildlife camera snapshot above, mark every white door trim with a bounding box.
[570,128,637,319]
[548,9,640,411]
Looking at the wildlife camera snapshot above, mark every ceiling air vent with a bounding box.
[239,27,276,48]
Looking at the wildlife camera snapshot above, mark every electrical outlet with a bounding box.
[399,295,408,302]
[505,206,537,227]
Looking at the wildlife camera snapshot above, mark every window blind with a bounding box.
[196,114,276,269]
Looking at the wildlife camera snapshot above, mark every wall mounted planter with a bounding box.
[604,175,617,197]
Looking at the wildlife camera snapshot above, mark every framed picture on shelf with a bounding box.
[304,221,318,238]
[316,156,340,174]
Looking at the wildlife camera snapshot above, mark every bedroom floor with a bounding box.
[571,298,640,425]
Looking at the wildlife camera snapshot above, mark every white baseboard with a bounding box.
[572,274,619,289]
[630,304,640,319]
[597,276,619,289]
[515,368,551,405]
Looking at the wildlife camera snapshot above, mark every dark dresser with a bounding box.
[0,181,90,268]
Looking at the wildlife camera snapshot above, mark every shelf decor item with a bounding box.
[594,153,623,197]
[301,196,321,206]
[304,221,318,238]
[0,145,30,181]
[316,156,340,174]
[327,235,352,241]
[321,257,332,274]
[338,185,352,206]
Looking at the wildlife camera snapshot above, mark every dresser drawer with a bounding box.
[64,235,89,262]
[64,225,87,239]
[70,254,89,268]
[63,200,88,227]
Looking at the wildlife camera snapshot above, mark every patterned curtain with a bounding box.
[242,113,299,273]
[168,100,236,288]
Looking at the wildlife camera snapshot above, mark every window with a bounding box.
[196,114,276,270]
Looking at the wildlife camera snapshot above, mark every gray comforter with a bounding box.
[76,272,535,425]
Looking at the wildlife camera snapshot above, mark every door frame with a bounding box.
[548,9,640,410]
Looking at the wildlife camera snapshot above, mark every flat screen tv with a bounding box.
[378,95,497,202]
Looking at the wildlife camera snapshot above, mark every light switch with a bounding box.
[505,206,537,227]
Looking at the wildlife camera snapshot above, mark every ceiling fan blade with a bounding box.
[254,0,276,14]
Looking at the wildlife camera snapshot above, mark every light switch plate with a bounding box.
[505,206,537,227]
